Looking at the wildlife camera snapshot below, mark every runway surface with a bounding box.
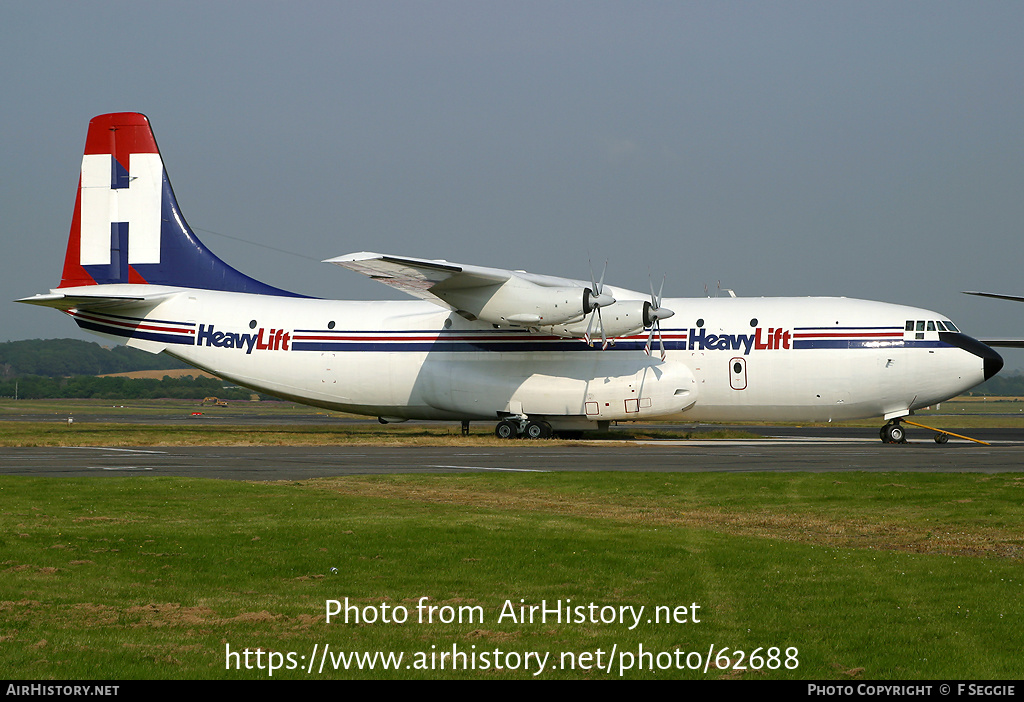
[4,405,1024,478]
[3,433,1024,479]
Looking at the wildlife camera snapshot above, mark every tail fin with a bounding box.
[58,112,304,297]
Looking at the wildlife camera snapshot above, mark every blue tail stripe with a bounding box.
[83,168,310,298]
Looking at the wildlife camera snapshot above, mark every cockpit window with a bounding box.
[927,321,936,332]
[916,321,926,332]
[935,321,947,331]
[944,321,959,333]
[905,320,914,331]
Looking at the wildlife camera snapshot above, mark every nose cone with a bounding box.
[942,332,1003,380]
[985,347,1004,381]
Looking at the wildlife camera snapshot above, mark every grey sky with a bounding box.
[5,1,1024,368]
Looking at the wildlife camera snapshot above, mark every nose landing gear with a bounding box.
[880,418,990,445]
[880,420,906,444]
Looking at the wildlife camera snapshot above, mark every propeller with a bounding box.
[583,261,616,349]
[643,276,675,360]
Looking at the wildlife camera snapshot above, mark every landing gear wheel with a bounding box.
[495,419,519,439]
[881,422,906,444]
[524,420,553,439]
[934,433,949,444]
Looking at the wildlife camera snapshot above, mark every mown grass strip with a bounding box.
[1,472,1021,679]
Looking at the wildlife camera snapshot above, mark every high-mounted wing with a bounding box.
[962,291,1024,347]
[326,252,512,301]
[326,252,615,329]
[963,291,1024,304]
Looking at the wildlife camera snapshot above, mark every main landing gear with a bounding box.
[495,417,553,439]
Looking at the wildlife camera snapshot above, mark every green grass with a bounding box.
[1,472,1022,679]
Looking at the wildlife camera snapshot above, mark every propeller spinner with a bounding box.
[583,261,616,349]
[644,276,675,360]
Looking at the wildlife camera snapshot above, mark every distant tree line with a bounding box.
[972,371,1024,397]
[0,338,189,378]
[0,374,254,401]
[0,339,257,400]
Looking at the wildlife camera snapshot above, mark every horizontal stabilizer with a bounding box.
[15,291,174,311]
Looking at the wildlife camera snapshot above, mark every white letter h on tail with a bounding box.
[79,153,163,267]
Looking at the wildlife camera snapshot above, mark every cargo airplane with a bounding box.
[17,113,1003,443]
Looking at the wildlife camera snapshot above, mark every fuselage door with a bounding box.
[729,357,747,390]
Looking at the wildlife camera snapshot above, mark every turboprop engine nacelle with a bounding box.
[548,300,650,340]
[432,277,604,327]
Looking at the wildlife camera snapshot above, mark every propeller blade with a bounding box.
[583,259,616,349]
[584,259,615,313]
[644,274,671,359]
[644,275,675,327]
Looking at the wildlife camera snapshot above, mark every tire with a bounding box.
[934,433,949,444]
[528,423,552,440]
[495,420,519,439]
[883,423,905,444]
[525,420,552,440]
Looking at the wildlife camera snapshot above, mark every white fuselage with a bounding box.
[67,285,993,426]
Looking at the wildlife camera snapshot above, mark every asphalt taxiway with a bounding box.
[4,408,1024,478]
[3,434,1024,479]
